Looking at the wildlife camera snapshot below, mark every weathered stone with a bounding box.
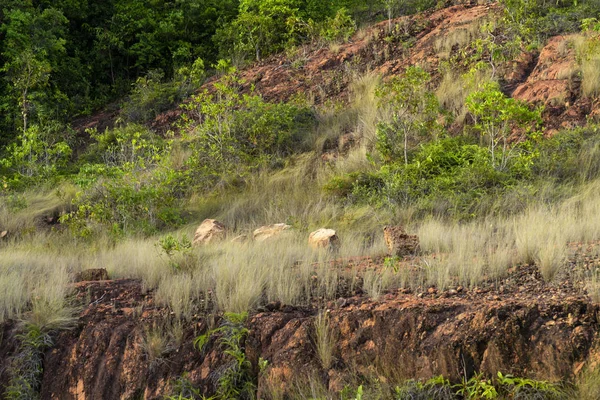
[0,231,7,239]
[383,225,420,256]
[231,234,249,244]
[75,268,109,282]
[308,228,339,250]
[192,219,226,246]
[253,224,291,242]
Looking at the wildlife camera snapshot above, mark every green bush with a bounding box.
[0,124,73,190]
[376,66,442,165]
[120,62,205,123]
[180,70,315,189]
[345,137,514,218]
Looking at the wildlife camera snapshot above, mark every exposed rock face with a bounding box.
[6,278,595,399]
[308,229,339,250]
[253,224,291,242]
[383,226,420,256]
[192,219,226,246]
[75,268,109,282]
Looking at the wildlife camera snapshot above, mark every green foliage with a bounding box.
[348,136,513,219]
[319,8,357,43]
[454,373,498,399]
[501,0,600,46]
[394,376,455,400]
[466,82,542,172]
[4,324,53,400]
[157,234,194,271]
[194,312,255,400]
[0,5,68,133]
[0,124,73,190]
[180,70,314,188]
[63,125,188,237]
[121,64,205,123]
[376,66,442,164]
[496,372,567,400]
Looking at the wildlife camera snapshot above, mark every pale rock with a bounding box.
[253,223,291,242]
[192,219,226,246]
[308,228,339,250]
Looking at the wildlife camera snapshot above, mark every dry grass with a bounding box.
[142,323,175,367]
[436,68,495,122]
[576,366,600,400]
[0,185,75,235]
[581,56,600,97]
[0,250,76,323]
[313,311,335,370]
[433,22,484,59]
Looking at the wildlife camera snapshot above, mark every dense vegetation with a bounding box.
[1,0,600,398]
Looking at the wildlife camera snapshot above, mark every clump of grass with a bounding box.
[535,238,568,282]
[581,55,600,97]
[142,322,177,368]
[577,366,600,400]
[313,311,336,370]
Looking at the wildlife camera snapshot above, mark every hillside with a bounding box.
[1,0,600,399]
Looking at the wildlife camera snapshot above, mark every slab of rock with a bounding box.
[253,224,291,242]
[383,225,420,256]
[308,228,339,250]
[192,219,226,246]
[75,268,109,282]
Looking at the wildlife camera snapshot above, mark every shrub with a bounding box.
[375,66,442,165]
[179,70,314,189]
[466,82,542,172]
[347,137,514,219]
[120,62,204,123]
[0,124,72,190]
[194,312,255,400]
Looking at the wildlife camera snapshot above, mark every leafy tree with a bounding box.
[0,6,67,132]
[466,82,542,171]
[376,66,441,165]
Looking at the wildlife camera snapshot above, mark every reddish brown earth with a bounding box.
[1,257,598,399]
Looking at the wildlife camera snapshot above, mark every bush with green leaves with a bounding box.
[319,8,357,43]
[344,136,515,219]
[376,66,442,165]
[121,61,205,123]
[466,82,542,173]
[5,324,53,400]
[0,124,72,190]
[194,312,255,400]
[63,125,189,237]
[501,0,600,46]
[179,70,314,188]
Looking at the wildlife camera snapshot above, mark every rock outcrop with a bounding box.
[308,229,339,250]
[383,226,420,256]
[0,277,593,399]
[192,219,226,246]
[253,224,291,242]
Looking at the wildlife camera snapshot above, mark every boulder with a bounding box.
[253,224,291,242]
[308,228,339,250]
[0,231,7,239]
[192,219,226,246]
[383,226,420,256]
[75,268,109,282]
